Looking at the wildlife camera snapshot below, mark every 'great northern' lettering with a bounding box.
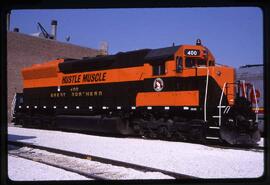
[62,72,107,84]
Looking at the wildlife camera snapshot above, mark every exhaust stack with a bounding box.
[7,11,11,31]
[51,20,57,40]
[14,28,19,32]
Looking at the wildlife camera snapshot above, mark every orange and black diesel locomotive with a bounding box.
[13,40,260,145]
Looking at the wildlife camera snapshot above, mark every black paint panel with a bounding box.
[59,49,150,73]
[59,45,183,74]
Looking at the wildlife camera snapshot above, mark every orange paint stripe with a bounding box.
[23,77,60,88]
[136,91,199,106]
[23,66,147,88]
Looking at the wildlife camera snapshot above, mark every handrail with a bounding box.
[218,83,227,126]
[242,80,247,98]
[252,85,259,122]
[204,68,209,122]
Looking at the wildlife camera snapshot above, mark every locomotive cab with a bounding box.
[175,41,215,72]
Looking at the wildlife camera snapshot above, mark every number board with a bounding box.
[184,49,200,56]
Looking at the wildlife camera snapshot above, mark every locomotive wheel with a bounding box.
[173,131,186,141]
[139,128,147,137]
[133,124,140,133]
[158,126,172,139]
[149,129,157,138]
[142,130,151,138]
[47,117,56,130]
[17,118,25,127]
[33,118,43,129]
[190,126,206,143]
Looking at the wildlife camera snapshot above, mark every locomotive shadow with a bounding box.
[206,139,264,152]
[58,128,133,139]
[8,134,36,141]
[8,134,36,151]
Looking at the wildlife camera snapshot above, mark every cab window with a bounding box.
[152,63,165,76]
[197,59,207,66]
[185,58,207,68]
[185,58,196,68]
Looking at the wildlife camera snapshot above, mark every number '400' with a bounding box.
[187,50,197,55]
[184,49,200,56]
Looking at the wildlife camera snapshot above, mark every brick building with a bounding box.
[7,31,100,123]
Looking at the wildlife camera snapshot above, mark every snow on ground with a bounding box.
[8,127,264,179]
[8,155,89,181]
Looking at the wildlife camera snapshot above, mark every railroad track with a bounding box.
[8,140,198,180]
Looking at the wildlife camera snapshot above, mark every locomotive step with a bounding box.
[209,126,220,129]
[206,126,220,138]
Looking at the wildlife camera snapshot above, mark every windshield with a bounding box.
[185,58,207,68]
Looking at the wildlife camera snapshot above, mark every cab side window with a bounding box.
[209,60,214,66]
[152,63,165,76]
[176,57,183,73]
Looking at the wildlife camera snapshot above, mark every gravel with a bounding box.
[8,127,264,179]
[8,155,89,181]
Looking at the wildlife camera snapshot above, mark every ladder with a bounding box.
[206,82,229,140]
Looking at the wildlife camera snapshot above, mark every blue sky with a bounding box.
[10,7,263,68]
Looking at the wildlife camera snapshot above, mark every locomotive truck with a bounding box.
[12,39,260,145]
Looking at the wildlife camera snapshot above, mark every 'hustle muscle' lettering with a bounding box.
[62,75,81,84]
[62,72,107,84]
[82,72,106,83]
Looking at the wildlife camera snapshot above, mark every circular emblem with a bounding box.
[153,78,164,92]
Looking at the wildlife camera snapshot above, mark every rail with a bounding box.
[8,151,107,180]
